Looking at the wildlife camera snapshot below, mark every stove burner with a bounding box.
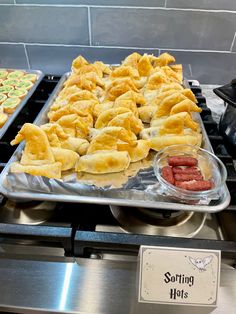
[110,205,206,238]
[0,199,56,225]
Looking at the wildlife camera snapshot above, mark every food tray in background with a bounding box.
[0,69,43,140]
[0,73,230,213]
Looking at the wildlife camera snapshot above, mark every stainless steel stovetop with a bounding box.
[0,78,236,314]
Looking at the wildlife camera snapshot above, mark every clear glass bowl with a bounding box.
[153,145,227,203]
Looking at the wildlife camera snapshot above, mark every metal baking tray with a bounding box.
[0,73,231,212]
[0,69,44,140]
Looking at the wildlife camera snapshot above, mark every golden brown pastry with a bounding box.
[170,64,183,82]
[115,90,146,106]
[51,147,79,171]
[92,101,114,118]
[61,137,89,156]
[108,112,143,135]
[122,52,142,69]
[105,77,139,101]
[170,99,202,115]
[72,55,88,72]
[95,107,131,129]
[145,71,170,90]
[150,134,201,151]
[137,54,153,76]
[10,162,62,179]
[138,106,156,123]
[41,123,69,148]
[110,65,139,79]
[153,92,187,118]
[117,139,150,162]
[11,123,55,166]
[152,52,175,67]
[76,150,131,174]
[0,112,8,127]
[87,126,136,154]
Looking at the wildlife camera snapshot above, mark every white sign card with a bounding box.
[138,246,221,306]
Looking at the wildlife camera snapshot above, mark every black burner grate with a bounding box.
[189,81,236,210]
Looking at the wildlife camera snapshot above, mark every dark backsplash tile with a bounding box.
[91,8,236,51]
[0,44,28,69]
[166,0,236,11]
[0,6,89,45]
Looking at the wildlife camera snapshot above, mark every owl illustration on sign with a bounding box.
[189,255,213,272]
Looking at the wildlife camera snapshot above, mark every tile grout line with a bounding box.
[0,3,236,14]
[0,42,235,54]
[188,64,193,77]
[23,44,30,70]
[87,6,92,46]
[230,31,236,52]
[164,0,167,8]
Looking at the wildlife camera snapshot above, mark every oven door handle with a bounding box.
[74,230,236,258]
[0,223,73,255]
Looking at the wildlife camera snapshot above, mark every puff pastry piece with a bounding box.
[117,139,150,162]
[137,54,153,76]
[64,72,105,91]
[67,90,98,103]
[51,147,79,171]
[76,150,130,174]
[149,135,201,151]
[145,71,170,90]
[95,107,131,129]
[158,82,183,93]
[76,64,103,78]
[115,90,146,106]
[151,112,199,132]
[111,65,139,79]
[93,61,112,76]
[71,55,88,72]
[93,101,114,118]
[149,89,178,107]
[105,77,139,101]
[56,114,88,139]
[41,123,89,155]
[57,85,81,101]
[181,89,198,103]
[11,123,55,166]
[61,137,89,156]
[170,64,183,82]
[10,162,62,179]
[153,92,187,118]
[161,66,182,83]
[153,52,175,67]
[41,123,68,148]
[138,106,156,123]
[87,126,135,154]
[122,52,142,69]
[108,112,143,135]
[170,99,201,115]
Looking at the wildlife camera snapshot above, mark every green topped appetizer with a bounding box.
[0,93,7,104]
[7,70,25,79]
[15,80,33,91]
[8,89,27,99]
[2,79,19,86]
[2,97,21,114]
[0,85,14,94]
[0,70,8,79]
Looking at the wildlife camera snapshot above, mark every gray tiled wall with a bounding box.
[0,1,236,84]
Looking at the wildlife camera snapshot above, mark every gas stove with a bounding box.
[0,77,236,314]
